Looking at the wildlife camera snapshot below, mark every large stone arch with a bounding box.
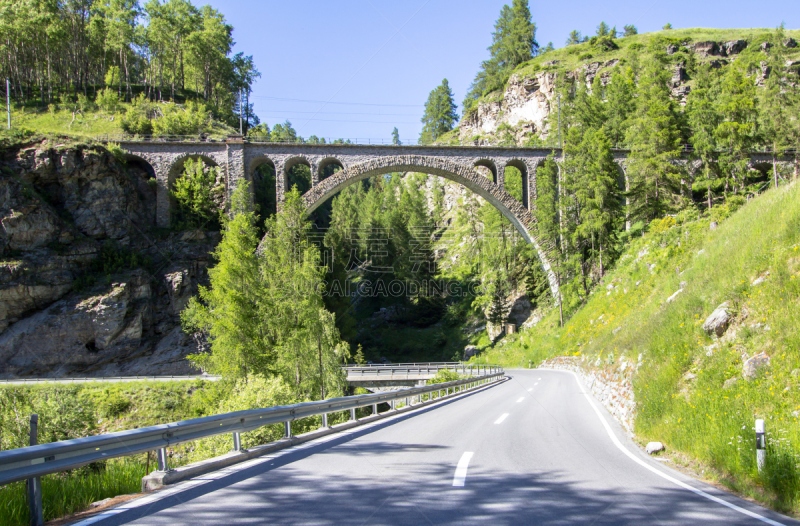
[302,155,560,299]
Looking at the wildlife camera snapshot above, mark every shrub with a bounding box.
[649,216,676,234]
[171,158,224,229]
[96,87,120,113]
[190,376,299,459]
[426,369,462,384]
[120,94,154,135]
[152,101,210,136]
[99,392,131,418]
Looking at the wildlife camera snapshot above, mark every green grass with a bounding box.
[0,459,145,525]
[477,181,800,514]
[514,27,800,79]
[11,106,124,138]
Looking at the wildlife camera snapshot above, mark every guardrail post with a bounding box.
[322,413,328,428]
[756,419,766,472]
[27,414,43,526]
[156,447,169,472]
[350,408,356,421]
[372,403,378,415]
[232,432,242,452]
[284,421,292,439]
[418,394,422,404]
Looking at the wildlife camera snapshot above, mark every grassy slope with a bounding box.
[475,181,800,512]
[516,28,800,76]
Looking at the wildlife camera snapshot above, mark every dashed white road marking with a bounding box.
[453,452,474,487]
[534,383,539,386]
[516,397,524,403]
[527,388,533,392]
[494,413,509,424]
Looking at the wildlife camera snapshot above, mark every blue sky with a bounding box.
[207,0,798,142]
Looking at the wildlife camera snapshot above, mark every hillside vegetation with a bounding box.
[476,181,800,513]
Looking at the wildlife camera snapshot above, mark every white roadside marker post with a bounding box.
[755,419,766,472]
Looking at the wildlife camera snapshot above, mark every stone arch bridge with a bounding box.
[117,137,793,300]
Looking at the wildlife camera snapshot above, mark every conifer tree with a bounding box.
[604,66,636,147]
[759,25,799,188]
[714,62,758,194]
[624,59,683,223]
[463,0,537,110]
[687,65,722,208]
[420,79,458,144]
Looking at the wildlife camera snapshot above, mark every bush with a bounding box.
[120,94,154,135]
[590,35,619,51]
[649,216,676,234]
[96,87,120,113]
[171,158,224,229]
[426,369,462,385]
[99,392,131,418]
[152,101,210,136]
[190,376,299,460]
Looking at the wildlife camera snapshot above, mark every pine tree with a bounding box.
[566,30,584,46]
[183,181,272,379]
[625,59,684,223]
[714,62,758,194]
[759,25,799,188]
[623,25,638,37]
[392,127,401,145]
[604,66,636,147]
[596,22,610,37]
[463,0,537,110]
[420,79,458,144]
[687,64,722,209]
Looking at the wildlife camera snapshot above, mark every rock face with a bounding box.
[463,345,480,361]
[724,40,748,55]
[692,41,724,57]
[459,71,557,142]
[702,302,731,337]
[0,141,216,377]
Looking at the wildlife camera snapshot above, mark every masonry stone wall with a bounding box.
[116,139,796,302]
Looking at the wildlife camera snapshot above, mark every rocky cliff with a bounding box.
[0,139,216,377]
[457,29,800,145]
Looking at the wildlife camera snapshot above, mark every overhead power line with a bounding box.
[251,95,424,108]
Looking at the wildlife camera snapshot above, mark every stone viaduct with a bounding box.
[116,136,795,300]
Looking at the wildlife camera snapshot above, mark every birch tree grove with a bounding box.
[0,0,258,128]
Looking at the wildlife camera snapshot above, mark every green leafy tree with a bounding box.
[420,79,458,144]
[392,127,401,145]
[171,158,224,228]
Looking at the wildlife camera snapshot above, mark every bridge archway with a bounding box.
[473,159,498,184]
[504,159,529,209]
[301,155,559,299]
[284,155,313,194]
[318,157,345,182]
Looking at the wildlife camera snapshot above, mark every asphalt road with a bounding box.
[80,369,799,525]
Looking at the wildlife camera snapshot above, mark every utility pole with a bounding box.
[6,78,10,130]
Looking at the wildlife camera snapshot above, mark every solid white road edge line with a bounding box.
[452,452,474,487]
[557,369,786,526]
[516,397,525,403]
[494,413,509,424]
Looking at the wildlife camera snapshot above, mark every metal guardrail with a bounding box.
[0,368,504,486]
[344,364,500,378]
[0,375,222,385]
